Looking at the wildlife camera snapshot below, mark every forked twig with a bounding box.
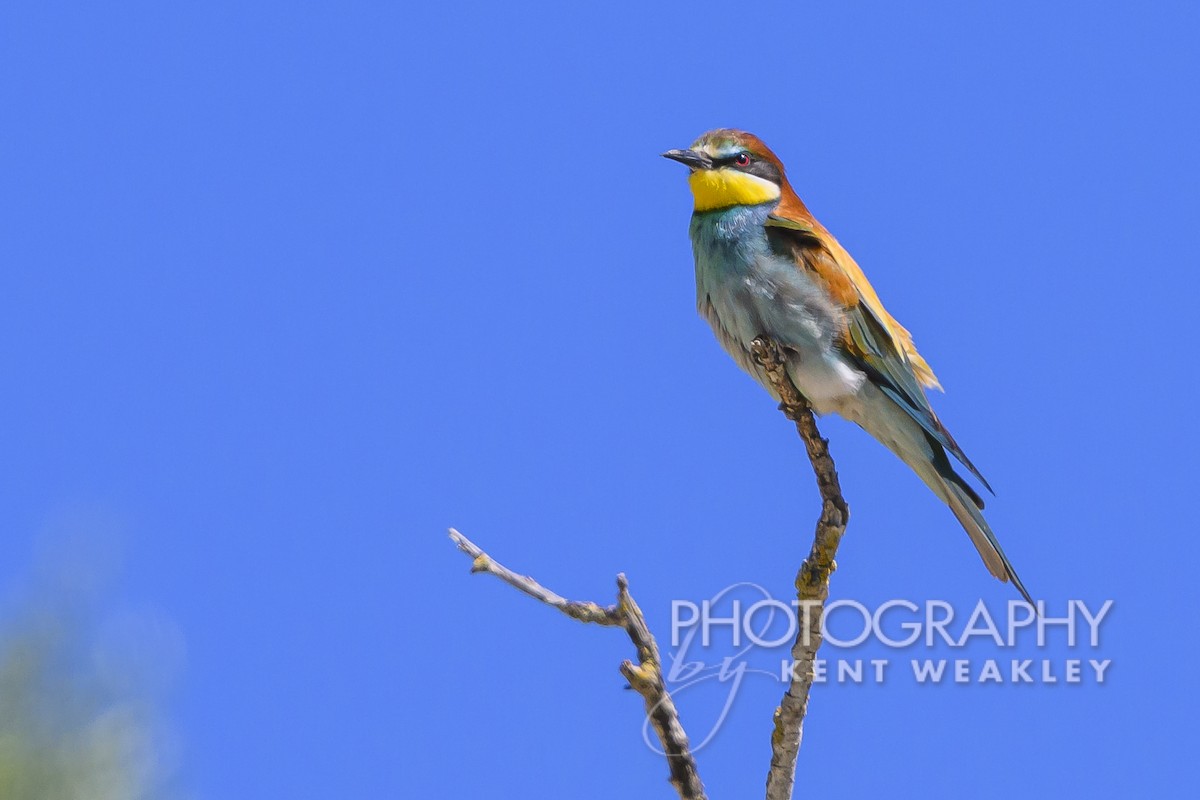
[448,528,707,800]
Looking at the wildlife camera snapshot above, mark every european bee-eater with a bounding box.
[664,129,1032,605]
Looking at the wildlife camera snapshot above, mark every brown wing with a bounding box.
[765,196,942,390]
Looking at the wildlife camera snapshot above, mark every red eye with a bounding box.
[735,153,751,166]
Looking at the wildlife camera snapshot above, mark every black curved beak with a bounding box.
[662,149,713,171]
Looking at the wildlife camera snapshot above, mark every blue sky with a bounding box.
[1,1,1197,797]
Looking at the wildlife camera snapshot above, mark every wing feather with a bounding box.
[765,212,992,493]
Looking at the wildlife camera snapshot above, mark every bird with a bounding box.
[663,129,1032,606]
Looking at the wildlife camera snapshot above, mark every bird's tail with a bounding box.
[847,387,1034,607]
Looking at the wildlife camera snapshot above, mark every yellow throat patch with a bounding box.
[687,168,781,212]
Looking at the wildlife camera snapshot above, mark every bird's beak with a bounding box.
[662,148,713,171]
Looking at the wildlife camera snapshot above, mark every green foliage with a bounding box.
[0,548,183,800]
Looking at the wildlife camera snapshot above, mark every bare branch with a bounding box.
[751,337,850,800]
[449,335,847,800]
[449,528,620,626]
[448,528,707,800]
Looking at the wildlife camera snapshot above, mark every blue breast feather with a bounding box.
[688,204,850,399]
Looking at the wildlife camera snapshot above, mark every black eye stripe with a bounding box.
[713,153,747,168]
[713,152,782,185]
